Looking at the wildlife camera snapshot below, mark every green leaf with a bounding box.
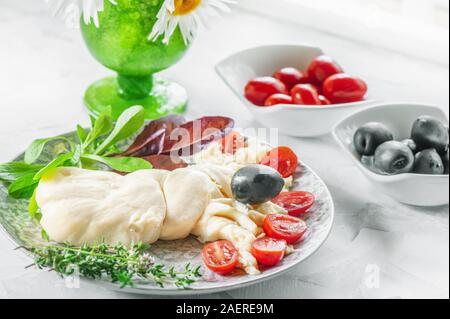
[41,229,50,242]
[81,154,152,173]
[33,152,74,181]
[94,106,145,156]
[69,144,82,167]
[0,162,44,182]
[76,125,88,143]
[24,137,71,164]
[89,115,97,128]
[83,106,113,150]
[8,173,39,199]
[28,188,39,219]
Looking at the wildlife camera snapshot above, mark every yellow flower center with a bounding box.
[173,0,202,16]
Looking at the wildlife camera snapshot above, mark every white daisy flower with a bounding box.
[149,0,236,45]
[45,0,117,27]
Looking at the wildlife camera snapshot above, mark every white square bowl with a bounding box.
[216,44,378,137]
[333,103,449,207]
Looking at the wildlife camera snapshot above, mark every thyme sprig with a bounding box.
[25,242,202,289]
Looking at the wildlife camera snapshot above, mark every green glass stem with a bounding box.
[117,74,154,100]
[80,0,191,120]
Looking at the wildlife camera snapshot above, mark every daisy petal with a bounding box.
[149,0,236,45]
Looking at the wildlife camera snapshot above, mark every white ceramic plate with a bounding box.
[216,44,378,137]
[333,103,449,207]
[0,134,335,296]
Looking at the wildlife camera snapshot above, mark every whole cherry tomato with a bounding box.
[318,95,331,105]
[272,191,316,216]
[260,146,298,178]
[291,84,321,105]
[273,67,307,91]
[220,131,246,155]
[252,237,287,267]
[202,240,239,275]
[307,55,343,84]
[265,93,294,107]
[245,77,288,106]
[322,73,367,104]
[263,214,308,244]
[298,74,314,84]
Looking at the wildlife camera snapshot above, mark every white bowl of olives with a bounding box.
[333,103,449,207]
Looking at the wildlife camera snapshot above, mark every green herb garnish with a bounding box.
[25,242,202,289]
[0,105,151,201]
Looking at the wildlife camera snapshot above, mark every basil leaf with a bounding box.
[69,144,82,167]
[94,106,145,155]
[0,162,44,182]
[25,137,74,164]
[76,125,88,143]
[81,154,152,173]
[8,173,39,199]
[83,106,113,149]
[33,152,74,181]
[29,188,39,219]
[41,229,50,242]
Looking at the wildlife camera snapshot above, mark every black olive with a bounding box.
[374,141,414,175]
[401,139,418,154]
[414,149,445,175]
[411,116,449,154]
[231,165,285,205]
[443,149,449,175]
[361,155,375,172]
[354,122,394,156]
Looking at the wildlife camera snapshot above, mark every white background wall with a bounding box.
[240,0,449,65]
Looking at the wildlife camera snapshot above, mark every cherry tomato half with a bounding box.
[245,77,288,106]
[252,237,287,267]
[272,191,316,216]
[263,214,308,244]
[260,146,299,178]
[291,84,321,105]
[265,93,293,107]
[221,131,246,155]
[322,73,367,104]
[202,240,239,275]
[307,55,343,84]
[273,67,307,91]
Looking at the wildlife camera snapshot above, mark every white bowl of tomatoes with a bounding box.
[216,44,377,137]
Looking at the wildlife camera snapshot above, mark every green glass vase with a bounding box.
[80,0,190,120]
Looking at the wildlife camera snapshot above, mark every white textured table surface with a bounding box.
[0,0,449,299]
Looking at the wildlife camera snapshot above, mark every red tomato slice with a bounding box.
[260,147,299,178]
[202,240,239,275]
[220,131,246,155]
[263,214,308,244]
[252,237,287,267]
[272,191,316,216]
